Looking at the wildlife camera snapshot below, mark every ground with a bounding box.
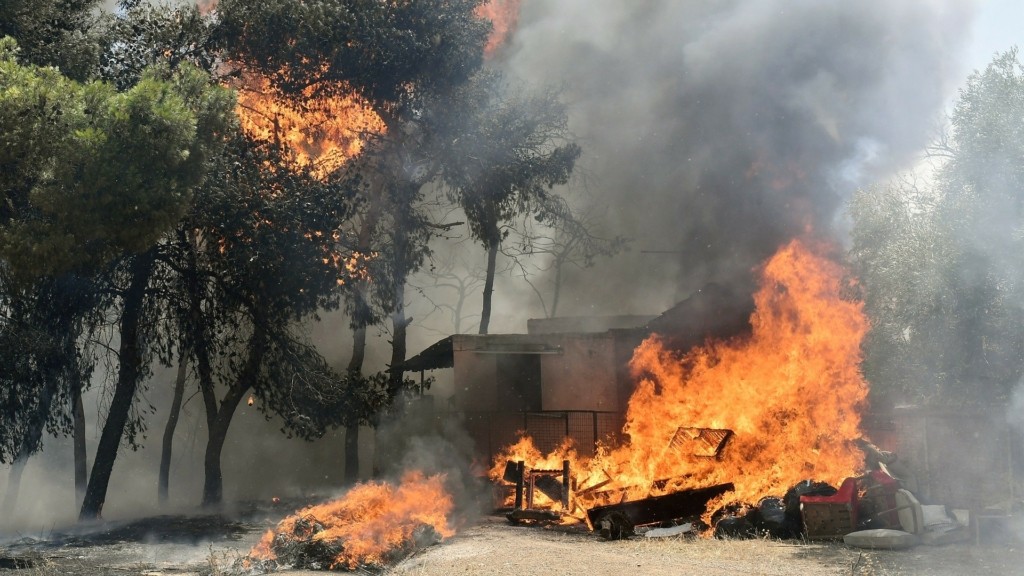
[1,513,1021,576]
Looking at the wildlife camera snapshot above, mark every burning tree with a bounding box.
[215,0,492,414]
[171,134,377,507]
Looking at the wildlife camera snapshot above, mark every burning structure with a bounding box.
[402,281,755,463]
[395,238,879,539]
[244,237,885,570]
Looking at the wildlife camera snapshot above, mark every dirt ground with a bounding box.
[1,513,1022,576]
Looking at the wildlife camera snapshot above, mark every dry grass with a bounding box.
[384,520,1023,576]
[5,517,1021,576]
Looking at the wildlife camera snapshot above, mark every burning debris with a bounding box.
[489,239,870,533]
[587,482,735,540]
[243,471,455,572]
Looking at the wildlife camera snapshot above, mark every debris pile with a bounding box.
[242,471,454,572]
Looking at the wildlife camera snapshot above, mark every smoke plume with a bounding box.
[500,0,973,312]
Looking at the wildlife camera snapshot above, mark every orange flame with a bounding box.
[196,0,217,15]
[227,69,385,181]
[250,471,455,570]
[477,0,523,58]
[493,238,869,521]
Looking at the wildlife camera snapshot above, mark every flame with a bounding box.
[227,69,385,181]
[219,0,514,179]
[249,471,455,571]
[196,0,217,15]
[477,0,523,57]
[493,238,869,522]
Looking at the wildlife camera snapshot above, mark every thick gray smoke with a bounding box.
[501,0,974,312]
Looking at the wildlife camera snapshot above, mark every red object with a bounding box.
[800,477,859,538]
[801,477,858,508]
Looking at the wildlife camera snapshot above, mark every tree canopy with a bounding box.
[850,49,1024,406]
[0,37,235,282]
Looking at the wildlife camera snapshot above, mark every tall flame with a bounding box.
[229,71,385,181]
[250,471,455,571]
[477,0,523,57]
[493,238,869,519]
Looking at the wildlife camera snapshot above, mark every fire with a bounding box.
[249,471,455,571]
[477,0,523,57]
[493,238,869,521]
[196,0,217,15]
[228,70,385,181]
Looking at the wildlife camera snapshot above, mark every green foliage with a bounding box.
[255,341,392,440]
[440,73,582,249]
[167,134,363,441]
[99,2,219,91]
[0,0,102,81]
[0,41,235,282]
[0,274,98,463]
[850,49,1024,407]
[215,0,489,111]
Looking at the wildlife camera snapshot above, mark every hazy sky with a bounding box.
[966,0,1023,72]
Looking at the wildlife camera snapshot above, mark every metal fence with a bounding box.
[412,404,1022,509]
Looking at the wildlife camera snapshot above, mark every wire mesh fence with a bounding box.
[447,410,624,465]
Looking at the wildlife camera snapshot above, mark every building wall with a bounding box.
[451,336,498,411]
[863,408,1023,510]
[449,333,622,413]
[540,333,619,411]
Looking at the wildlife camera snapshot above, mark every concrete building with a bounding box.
[401,283,754,463]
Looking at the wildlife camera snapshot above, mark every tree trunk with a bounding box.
[389,290,409,397]
[344,423,360,484]
[202,379,252,508]
[202,327,264,508]
[80,252,155,521]
[4,358,61,515]
[479,240,499,335]
[72,373,87,508]
[550,253,566,319]
[1,449,29,516]
[159,354,187,505]
[344,324,367,484]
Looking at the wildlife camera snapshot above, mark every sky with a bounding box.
[966,0,1023,73]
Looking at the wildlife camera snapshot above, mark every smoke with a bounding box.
[1,0,989,537]
[374,404,490,522]
[0,357,369,535]
[498,0,974,312]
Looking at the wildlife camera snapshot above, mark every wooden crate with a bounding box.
[801,501,856,539]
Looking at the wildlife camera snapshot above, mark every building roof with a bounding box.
[400,335,454,372]
[399,283,754,372]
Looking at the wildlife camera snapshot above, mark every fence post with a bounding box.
[514,460,525,510]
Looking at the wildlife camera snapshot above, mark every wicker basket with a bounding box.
[800,477,858,539]
[801,500,856,539]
